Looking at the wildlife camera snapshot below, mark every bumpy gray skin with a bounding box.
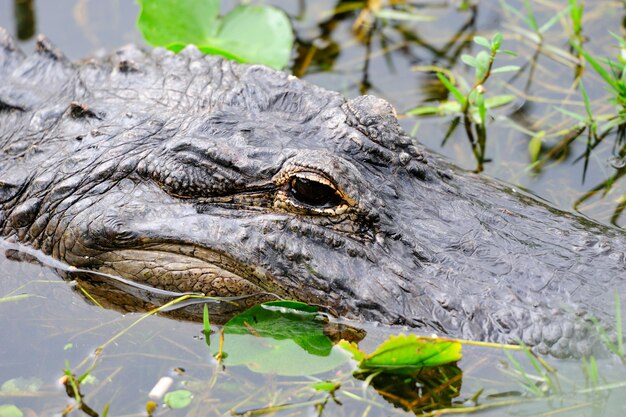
[0,28,624,357]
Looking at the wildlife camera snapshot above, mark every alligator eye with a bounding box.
[289,176,343,208]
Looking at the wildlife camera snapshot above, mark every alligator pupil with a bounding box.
[290,177,342,208]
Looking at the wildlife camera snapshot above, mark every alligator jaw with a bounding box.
[93,243,277,299]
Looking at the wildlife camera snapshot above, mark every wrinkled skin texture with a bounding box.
[0,28,625,357]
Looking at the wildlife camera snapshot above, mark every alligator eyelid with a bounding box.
[289,171,338,190]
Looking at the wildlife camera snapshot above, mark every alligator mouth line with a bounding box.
[93,243,280,300]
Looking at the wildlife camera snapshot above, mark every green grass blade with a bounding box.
[406,106,441,116]
[579,81,593,121]
[504,351,544,397]
[609,31,626,48]
[522,0,539,33]
[0,294,40,304]
[539,5,570,34]
[203,303,211,348]
[573,43,621,93]
[554,106,587,123]
[499,0,526,23]
[437,72,466,106]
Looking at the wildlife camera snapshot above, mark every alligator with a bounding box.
[1,27,624,357]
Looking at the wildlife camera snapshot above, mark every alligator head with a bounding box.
[1,28,625,357]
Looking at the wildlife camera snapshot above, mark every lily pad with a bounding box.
[163,389,193,409]
[137,0,293,69]
[0,405,22,417]
[137,0,220,46]
[1,377,42,393]
[215,5,293,69]
[218,301,349,376]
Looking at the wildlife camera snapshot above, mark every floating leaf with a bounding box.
[340,334,462,375]
[1,377,42,393]
[137,0,293,69]
[0,405,22,417]
[163,389,193,409]
[215,5,293,69]
[219,301,349,375]
[337,340,365,362]
[137,0,220,47]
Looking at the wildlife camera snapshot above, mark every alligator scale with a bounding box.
[0,28,624,357]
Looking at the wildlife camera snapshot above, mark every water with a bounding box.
[1,1,625,416]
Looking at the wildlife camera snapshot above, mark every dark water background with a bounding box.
[1,1,625,416]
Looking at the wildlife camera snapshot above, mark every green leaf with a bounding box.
[610,31,626,48]
[436,73,466,106]
[579,81,593,121]
[405,106,441,116]
[137,1,293,69]
[202,304,210,348]
[522,0,539,33]
[216,5,293,69]
[539,5,570,33]
[137,0,220,47]
[554,106,587,123]
[337,340,365,362]
[491,65,521,74]
[499,0,527,24]
[81,374,98,385]
[164,390,193,409]
[474,50,491,80]
[197,42,244,62]
[220,301,348,376]
[373,9,436,22]
[439,100,462,114]
[475,91,486,125]
[0,294,41,304]
[311,381,341,393]
[528,131,545,162]
[484,94,515,108]
[1,377,43,393]
[340,334,462,375]
[461,54,477,68]
[0,405,22,417]
[473,36,491,49]
[572,43,621,93]
[491,33,503,50]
